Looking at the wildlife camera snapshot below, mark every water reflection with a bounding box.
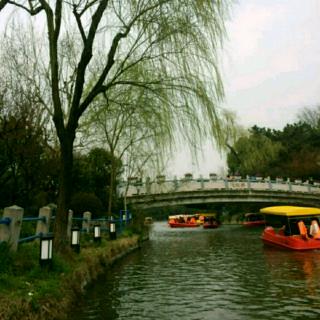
[69,222,320,320]
[264,247,320,297]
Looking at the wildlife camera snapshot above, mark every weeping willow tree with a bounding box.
[0,0,230,251]
[82,83,174,214]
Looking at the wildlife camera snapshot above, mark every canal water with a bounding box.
[70,222,320,320]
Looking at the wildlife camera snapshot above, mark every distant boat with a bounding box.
[261,206,320,250]
[203,220,220,229]
[144,217,153,225]
[168,214,199,228]
[243,213,265,227]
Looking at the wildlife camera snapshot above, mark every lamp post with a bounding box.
[109,217,116,240]
[39,233,53,267]
[71,226,80,253]
[93,224,101,243]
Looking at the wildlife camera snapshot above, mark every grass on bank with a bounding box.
[0,225,145,318]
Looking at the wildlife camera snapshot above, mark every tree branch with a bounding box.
[68,0,109,131]
[7,0,43,15]
[78,1,171,118]
[0,0,9,11]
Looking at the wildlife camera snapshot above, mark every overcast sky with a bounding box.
[168,0,320,179]
[1,1,319,179]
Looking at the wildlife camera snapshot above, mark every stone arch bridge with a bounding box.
[118,178,320,209]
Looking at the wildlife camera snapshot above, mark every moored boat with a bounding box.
[203,220,219,229]
[261,206,320,250]
[243,213,265,227]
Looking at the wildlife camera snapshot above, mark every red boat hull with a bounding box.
[243,220,265,227]
[169,222,199,228]
[262,226,320,250]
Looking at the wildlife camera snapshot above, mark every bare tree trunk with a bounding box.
[53,133,74,251]
[107,156,116,215]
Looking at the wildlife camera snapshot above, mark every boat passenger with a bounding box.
[297,220,308,239]
[190,217,196,224]
[310,219,320,239]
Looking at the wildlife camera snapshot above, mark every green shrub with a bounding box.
[0,242,13,274]
[70,192,104,218]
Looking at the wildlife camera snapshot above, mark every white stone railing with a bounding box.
[118,178,320,197]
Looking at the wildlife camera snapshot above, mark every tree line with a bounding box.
[0,100,121,216]
[226,106,320,182]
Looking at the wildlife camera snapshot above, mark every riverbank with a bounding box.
[0,235,144,320]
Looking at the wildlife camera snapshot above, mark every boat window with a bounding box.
[288,217,315,235]
[286,218,298,235]
[265,215,285,228]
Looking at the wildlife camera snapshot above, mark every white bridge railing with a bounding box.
[118,177,320,198]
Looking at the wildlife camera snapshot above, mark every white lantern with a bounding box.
[71,227,80,253]
[94,225,101,242]
[40,234,53,267]
[109,221,116,240]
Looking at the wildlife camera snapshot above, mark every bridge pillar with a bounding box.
[287,178,292,191]
[224,179,229,189]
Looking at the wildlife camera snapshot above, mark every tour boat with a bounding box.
[168,221,200,228]
[168,214,199,228]
[261,206,320,250]
[243,213,265,227]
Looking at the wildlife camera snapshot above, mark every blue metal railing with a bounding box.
[18,233,42,244]
[18,217,47,244]
[72,217,88,222]
[0,217,11,225]
[74,211,132,234]
[23,216,46,223]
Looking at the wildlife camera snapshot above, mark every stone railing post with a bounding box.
[266,176,272,189]
[0,205,23,251]
[173,176,179,191]
[246,175,251,189]
[82,211,92,233]
[67,210,73,238]
[36,206,52,235]
[199,175,204,189]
